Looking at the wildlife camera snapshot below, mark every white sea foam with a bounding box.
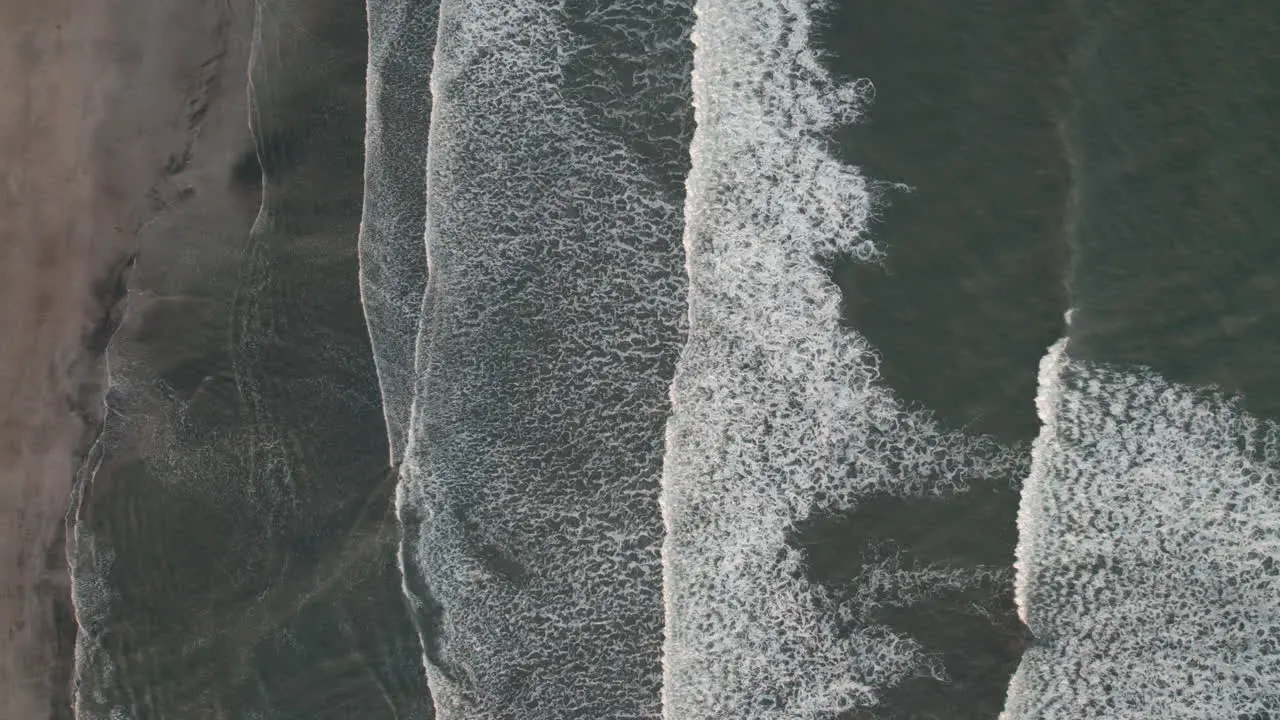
[359,0,439,465]
[659,1,1025,717]
[397,0,692,716]
[69,527,120,719]
[1002,334,1280,718]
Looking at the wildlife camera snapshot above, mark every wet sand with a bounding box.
[67,0,434,715]
[0,1,252,717]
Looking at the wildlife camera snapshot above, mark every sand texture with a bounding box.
[0,1,254,717]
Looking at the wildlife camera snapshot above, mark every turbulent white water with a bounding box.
[1002,331,1280,718]
[395,0,692,716]
[359,0,439,465]
[659,1,1025,717]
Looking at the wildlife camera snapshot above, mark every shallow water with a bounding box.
[390,1,693,717]
[70,1,430,717]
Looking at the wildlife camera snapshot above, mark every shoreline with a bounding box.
[0,1,253,717]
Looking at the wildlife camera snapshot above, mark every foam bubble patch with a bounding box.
[397,0,693,716]
[1004,337,1280,718]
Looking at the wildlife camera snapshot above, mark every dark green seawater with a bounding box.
[1063,2,1280,419]
[804,2,1072,717]
[802,1,1280,718]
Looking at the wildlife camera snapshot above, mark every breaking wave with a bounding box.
[393,0,693,716]
[1003,330,1280,718]
[659,1,1025,717]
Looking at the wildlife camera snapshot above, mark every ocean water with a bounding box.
[804,3,1074,716]
[360,0,439,465]
[69,1,430,717]
[1005,4,1280,717]
[1005,336,1280,718]
[66,0,1280,718]
[659,1,1033,717]
[390,0,693,716]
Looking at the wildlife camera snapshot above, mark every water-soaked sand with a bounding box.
[0,1,252,717]
[67,1,432,717]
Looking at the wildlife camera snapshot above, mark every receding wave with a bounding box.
[394,0,694,716]
[69,2,430,717]
[659,1,1026,717]
[1003,331,1280,718]
[359,0,440,466]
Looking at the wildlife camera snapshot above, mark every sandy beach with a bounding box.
[0,1,252,717]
